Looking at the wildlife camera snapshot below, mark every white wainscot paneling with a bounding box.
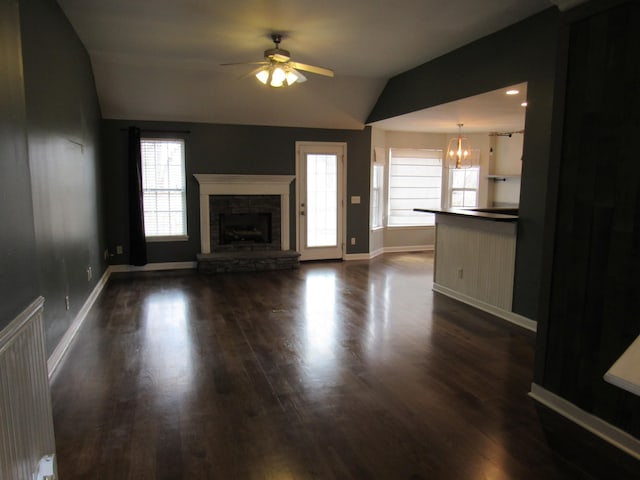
[434,215,516,311]
[0,297,57,480]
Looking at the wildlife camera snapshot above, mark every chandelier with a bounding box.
[446,124,474,169]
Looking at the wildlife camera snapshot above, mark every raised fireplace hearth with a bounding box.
[197,249,300,274]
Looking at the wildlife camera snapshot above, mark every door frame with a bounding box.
[295,141,347,261]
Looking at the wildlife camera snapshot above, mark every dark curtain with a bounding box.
[127,126,147,266]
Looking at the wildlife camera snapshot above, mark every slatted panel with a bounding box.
[0,297,56,479]
[435,218,516,311]
[544,0,640,438]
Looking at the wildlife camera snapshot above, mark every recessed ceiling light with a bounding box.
[506,89,519,95]
[521,101,528,107]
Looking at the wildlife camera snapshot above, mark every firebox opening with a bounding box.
[219,213,272,245]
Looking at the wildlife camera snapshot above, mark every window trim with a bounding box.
[371,163,385,230]
[140,137,188,241]
[145,235,189,243]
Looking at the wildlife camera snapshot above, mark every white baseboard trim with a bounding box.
[109,261,197,273]
[344,245,433,261]
[384,245,434,254]
[433,283,537,332]
[47,267,110,378]
[343,253,372,261]
[529,383,640,460]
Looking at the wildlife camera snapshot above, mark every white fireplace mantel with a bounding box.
[194,174,295,254]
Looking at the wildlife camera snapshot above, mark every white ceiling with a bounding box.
[57,0,553,130]
[371,82,528,133]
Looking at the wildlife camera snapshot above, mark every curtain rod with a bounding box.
[488,129,524,137]
[120,128,191,134]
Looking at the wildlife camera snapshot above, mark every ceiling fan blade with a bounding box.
[288,61,334,77]
[220,61,268,66]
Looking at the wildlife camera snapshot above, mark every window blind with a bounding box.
[388,148,442,226]
[140,139,186,237]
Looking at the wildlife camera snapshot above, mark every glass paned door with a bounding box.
[297,143,345,260]
[306,154,338,247]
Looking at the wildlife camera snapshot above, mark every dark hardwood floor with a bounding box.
[50,252,589,479]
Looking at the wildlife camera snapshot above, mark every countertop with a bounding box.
[413,207,518,222]
[604,335,640,397]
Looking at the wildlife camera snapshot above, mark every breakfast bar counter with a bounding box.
[413,207,518,222]
[415,207,535,331]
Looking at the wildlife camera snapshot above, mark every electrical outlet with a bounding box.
[33,454,56,480]
[87,266,92,281]
[64,296,70,311]
[457,268,464,279]
[116,245,123,255]
[351,237,356,245]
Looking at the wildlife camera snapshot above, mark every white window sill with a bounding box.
[145,235,189,243]
[371,226,384,232]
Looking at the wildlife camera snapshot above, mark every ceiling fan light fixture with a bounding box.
[285,67,304,86]
[254,64,286,87]
[255,63,306,88]
[255,68,270,85]
[271,66,286,87]
[285,71,298,86]
[241,34,333,88]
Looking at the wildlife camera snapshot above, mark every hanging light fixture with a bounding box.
[446,123,474,169]
[255,62,306,88]
[222,34,334,88]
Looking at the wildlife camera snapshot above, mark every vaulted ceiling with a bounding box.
[57,0,555,131]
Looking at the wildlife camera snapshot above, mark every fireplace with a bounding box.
[194,174,299,272]
[220,213,271,245]
[210,194,281,251]
[194,174,295,254]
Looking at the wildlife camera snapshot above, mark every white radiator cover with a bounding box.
[0,297,56,480]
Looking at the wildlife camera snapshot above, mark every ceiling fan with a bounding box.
[221,34,335,87]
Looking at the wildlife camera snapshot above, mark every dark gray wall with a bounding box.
[101,120,371,264]
[368,8,562,320]
[0,0,39,329]
[19,0,105,354]
[541,0,640,438]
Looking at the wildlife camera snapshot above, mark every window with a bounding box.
[388,148,443,226]
[449,167,479,208]
[140,138,187,239]
[371,163,384,229]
